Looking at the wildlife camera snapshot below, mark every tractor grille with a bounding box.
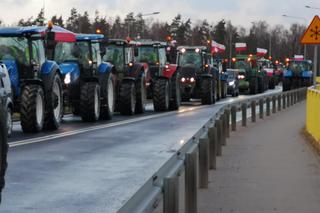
[180,66,197,78]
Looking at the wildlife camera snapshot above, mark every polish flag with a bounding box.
[257,48,268,57]
[211,40,226,54]
[294,55,304,61]
[235,43,247,52]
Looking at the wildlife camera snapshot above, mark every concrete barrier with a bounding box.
[306,87,320,143]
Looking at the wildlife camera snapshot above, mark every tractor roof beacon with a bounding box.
[0,25,74,133]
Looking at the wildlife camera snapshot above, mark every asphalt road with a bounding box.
[1,87,282,213]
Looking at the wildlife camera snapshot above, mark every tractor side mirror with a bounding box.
[134,48,139,57]
[45,31,56,49]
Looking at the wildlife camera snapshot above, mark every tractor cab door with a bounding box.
[158,47,167,75]
[91,42,101,71]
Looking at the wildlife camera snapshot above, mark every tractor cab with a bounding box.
[0,25,75,132]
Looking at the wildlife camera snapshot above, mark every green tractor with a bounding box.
[232,55,268,94]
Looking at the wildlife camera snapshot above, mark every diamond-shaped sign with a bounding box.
[301,15,320,44]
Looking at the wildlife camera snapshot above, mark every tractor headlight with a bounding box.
[228,81,235,86]
[238,75,245,80]
[64,73,71,85]
[190,77,195,83]
[181,77,186,83]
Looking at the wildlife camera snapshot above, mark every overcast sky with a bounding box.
[0,0,319,28]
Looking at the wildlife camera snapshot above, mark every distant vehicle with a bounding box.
[0,67,9,202]
[257,58,276,89]
[232,55,268,94]
[176,46,219,104]
[0,64,13,137]
[283,57,313,91]
[134,40,180,111]
[226,69,240,97]
[274,63,285,84]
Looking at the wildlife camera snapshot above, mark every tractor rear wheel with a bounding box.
[119,81,136,115]
[0,107,8,203]
[153,78,170,111]
[169,74,181,110]
[282,78,291,91]
[249,77,258,95]
[269,77,276,89]
[100,73,115,120]
[135,76,147,114]
[80,82,100,122]
[201,77,213,105]
[20,84,45,133]
[44,74,63,130]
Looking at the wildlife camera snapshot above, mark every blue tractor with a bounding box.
[0,26,72,133]
[48,34,115,121]
[283,59,313,91]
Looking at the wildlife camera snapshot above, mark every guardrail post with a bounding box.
[231,105,237,131]
[241,103,247,127]
[208,126,217,170]
[199,137,209,188]
[283,93,286,109]
[294,91,297,104]
[259,99,264,119]
[272,96,276,114]
[290,92,294,105]
[185,152,197,213]
[215,119,222,156]
[266,97,271,116]
[278,95,281,111]
[287,92,290,108]
[164,177,179,213]
[225,109,230,138]
[251,100,256,123]
[221,115,227,146]
[297,90,300,102]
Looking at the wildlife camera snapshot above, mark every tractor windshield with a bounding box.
[136,46,158,64]
[103,45,124,71]
[178,51,202,68]
[0,37,30,65]
[288,61,311,72]
[234,60,250,70]
[54,41,91,68]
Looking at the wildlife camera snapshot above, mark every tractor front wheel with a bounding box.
[20,84,45,133]
[80,82,100,122]
[119,81,136,115]
[100,73,115,120]
[169,74,181,110]
[153,78,170,112]
[201,78,213,105]
[135,76,147,114]
[0,106,8,202]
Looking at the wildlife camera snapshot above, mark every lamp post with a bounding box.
[282,14,307,59]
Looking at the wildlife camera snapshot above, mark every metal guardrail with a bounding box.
[118,87,307,213]
[306,86,320,142]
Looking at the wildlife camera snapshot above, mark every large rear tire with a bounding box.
[119,81,136,115]
[282,78,291,91]
[80,82,100,122]
[201,77,213,105]
[153,78,170,112]
[100,73,115,120]
[249,77,258,95]
[20,85,45,133]
[44,74,63,130]
[135,76,147,114]
[0,106,8,203]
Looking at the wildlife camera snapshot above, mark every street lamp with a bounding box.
[126,12,160,37]
[282,14,307,59]
[305,5,320,10]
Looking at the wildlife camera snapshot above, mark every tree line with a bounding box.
[0,8,312,62]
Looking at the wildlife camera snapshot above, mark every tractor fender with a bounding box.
[283,70,293,78]
[1,60,19,97]
[40,60,59,75]
[301,70,312,78]
[40,61,62,97]
[98,62,114,74]
[58,62,80,83]
[201,73,213,79]
[163,64,177,79]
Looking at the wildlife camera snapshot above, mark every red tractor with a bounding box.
[134,40,181,111]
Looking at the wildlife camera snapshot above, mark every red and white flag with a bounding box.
[294,55,304,61]
[257,48,268,57]
[235,43,247,52]
[211,40,226,54]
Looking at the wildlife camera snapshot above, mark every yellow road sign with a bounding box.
[301,15,320,44]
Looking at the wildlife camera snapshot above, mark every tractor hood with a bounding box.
[179,64,199,78]
[59,62,80,75]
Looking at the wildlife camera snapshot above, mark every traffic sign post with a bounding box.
[301,15,320,86]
